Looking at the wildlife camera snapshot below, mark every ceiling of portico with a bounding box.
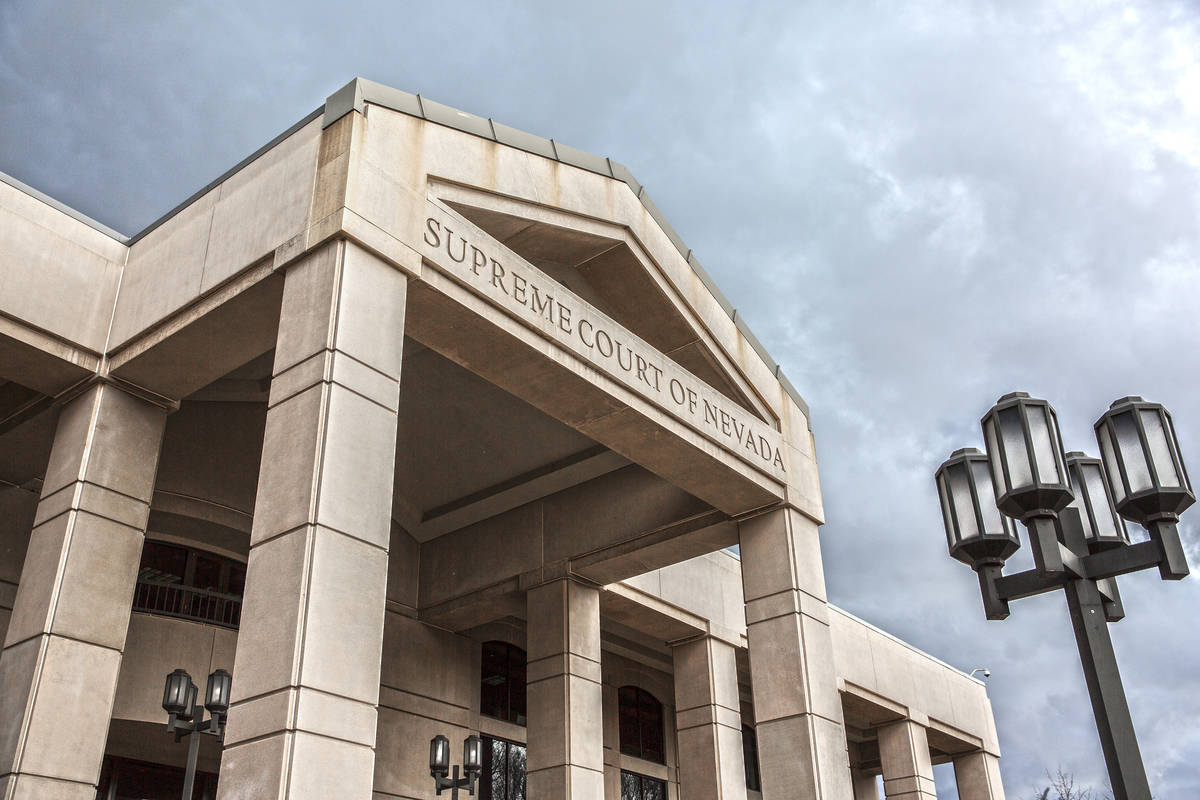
[393,339,620,539]
[168,338,639,545]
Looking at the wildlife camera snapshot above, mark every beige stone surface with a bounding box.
[953,752,1005,800]
[738,508,852,799]
[878,720,937,799]
[0,384,165,793]
[527,579,606,800]
[0,182,124,354]
[110,118,322,348]
[112,613,236,724]
[853,770,881,800]
[672,636,747,800]
[219,241,405,799]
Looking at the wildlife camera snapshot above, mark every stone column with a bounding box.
[0,383,168,800]
[852,770,880,800]
[877,720,937,800]
[671,635,747,800]
[952,752,1005,800]
[738,507,852,800]
[217,241,407,800]
[526,578,605,800]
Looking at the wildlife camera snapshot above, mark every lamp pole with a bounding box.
[161,668,232,800]
[936,394,1193,800]
[428,734,483,797]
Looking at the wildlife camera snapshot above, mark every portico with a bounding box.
[0,78,1005,800]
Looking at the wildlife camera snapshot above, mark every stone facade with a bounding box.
[0,79,1004,800]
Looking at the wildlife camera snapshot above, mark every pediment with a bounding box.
[437,190,771,425]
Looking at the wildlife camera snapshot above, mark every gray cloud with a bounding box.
[3,0,1198,795]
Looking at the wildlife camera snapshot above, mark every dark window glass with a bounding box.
[95,755,217,800]
[620,770,667,800]
[133,542,245,629]
[480,641,527,726]
[227,563,246,597]
[139,541,188,584]
[479,736,526,800]
[742,724,761,791]
[192,554,221,590]
[617,686,664,764]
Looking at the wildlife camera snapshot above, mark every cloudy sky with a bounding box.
[3,1,1198,796]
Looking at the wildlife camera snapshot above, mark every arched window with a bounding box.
[742,724,761,791]
[617,686,665,764]
[480,641,527,725]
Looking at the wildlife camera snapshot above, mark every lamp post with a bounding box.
[161,668,232,800]
[936,393,1193,800]
[429,733,483,797]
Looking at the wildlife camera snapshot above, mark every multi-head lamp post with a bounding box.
[161,668,232,800]
[936,393,1193,800]
[428,734,483,797]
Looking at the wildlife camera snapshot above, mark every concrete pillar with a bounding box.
[878,720,937,800]
[217,241,407,800]
[526,578,605,800]
[952,752,1005,800]
[738,507,853,800]
[671,635,747,800]
[852,770,880,800]
[0,383,168,799]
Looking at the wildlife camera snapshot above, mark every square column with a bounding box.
[671,635,747,800]
[0,383,167,800]
[853,770,880,800]
[952,752,1005,800]
[738,507,853,800]
[526,578,605,800]
[217,242,407,800]
[878,720,937,800]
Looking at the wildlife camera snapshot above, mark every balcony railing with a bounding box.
[132,579,242,629]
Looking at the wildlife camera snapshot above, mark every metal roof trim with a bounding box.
[0,170,130,243]
[127,106,324,246]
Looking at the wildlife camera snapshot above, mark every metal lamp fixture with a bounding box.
[935,392,1194,800]
[981,392,1074,574]
[1096,396,1194,579]
[428,733,482,797]
[204,668,232,719]
[1065,452,1129,553]
[936,447,1020,618]
[162,668,194,719]
[161,668,233,800]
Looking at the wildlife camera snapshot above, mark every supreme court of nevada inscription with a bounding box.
[420,198,787,480]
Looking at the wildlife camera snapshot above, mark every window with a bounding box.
[742,724,761,791]
[479,736,526,800]
[480,641,527,725]
[618,686,665,764]
[96,755,217,799]
[620,770,666,800]
[133,541,245,628]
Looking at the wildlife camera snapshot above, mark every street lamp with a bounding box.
[936,393,1193,800]
[161,668,231,800]
[429,733,483,797]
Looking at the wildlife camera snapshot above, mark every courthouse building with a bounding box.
[0,79,1006,800]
